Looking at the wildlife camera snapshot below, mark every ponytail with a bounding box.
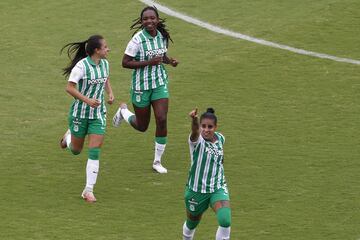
[61,34,104,77]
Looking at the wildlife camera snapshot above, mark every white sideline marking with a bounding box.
[139,0,360,65]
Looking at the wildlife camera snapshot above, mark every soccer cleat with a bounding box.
[152,161,168,174]
[60,129,70,149]
[81,190,97,203]
[112,103,127,127]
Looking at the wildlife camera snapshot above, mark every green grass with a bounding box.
[1,0,359,239]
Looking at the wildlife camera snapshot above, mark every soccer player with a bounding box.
[112,6,178,174]
[59,35,114,203]
[183,108,231,240]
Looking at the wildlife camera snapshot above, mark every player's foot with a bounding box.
[81,190,97,203]
[60,129,70,149]
[112,103,127,127]
[152,161,168,174]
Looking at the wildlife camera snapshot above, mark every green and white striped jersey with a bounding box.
[187,132,226,193]
[68,56,109,119]
[125,29,168,91]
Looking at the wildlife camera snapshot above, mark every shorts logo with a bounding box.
[73,118,80,132]
[188,198,198,211]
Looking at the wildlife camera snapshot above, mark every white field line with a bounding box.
[139,0,360,65]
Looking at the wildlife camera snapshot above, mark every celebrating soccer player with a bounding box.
[183,108,232,240]
[59,35,114,203]
[112,6,179,174]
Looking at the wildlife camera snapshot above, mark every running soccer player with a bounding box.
[112,6,179,174]
[59,35,114,203]
[183,108,231,240]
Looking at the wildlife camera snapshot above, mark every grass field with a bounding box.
[1,0,359,239]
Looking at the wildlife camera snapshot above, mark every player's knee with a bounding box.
[70,144,81,155]
[216,207,231,227]
[137,125,148,132]
[186,219,200,230]
[156,116,167,129]
[70,148,81,155]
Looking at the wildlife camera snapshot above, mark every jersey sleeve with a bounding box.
[124,37,140,57]
[188,134,203,153]
[68,61,85,83]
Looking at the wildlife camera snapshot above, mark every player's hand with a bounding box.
[149,56,163,65]
[189,108,198,119]
[107,93,114,104]
[87,98,101,108]
[169,58,179,67]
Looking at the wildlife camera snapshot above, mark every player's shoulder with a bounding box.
[216,132,225,144]
[73,57,87,70]
[131,31,145,43]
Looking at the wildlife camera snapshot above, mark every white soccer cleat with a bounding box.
[60,129,70,149]
[152,161,168,174]
[112,103,127,127]
[81,190,97,203]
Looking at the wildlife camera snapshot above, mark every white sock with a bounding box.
[120,108,135,124]
[183,222,195,240]
[216,226,230,240]
[65,132,71,148]
[154,142,166,164]
[85,159,99,191]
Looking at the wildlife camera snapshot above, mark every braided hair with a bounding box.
[130,6,173,46]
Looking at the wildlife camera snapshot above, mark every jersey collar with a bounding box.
[143,28,160,39]
[86,56,102,66]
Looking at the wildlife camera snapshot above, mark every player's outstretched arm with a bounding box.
[189,108,199,142]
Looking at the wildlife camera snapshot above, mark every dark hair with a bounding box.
[130,6,173,46]
[200,108,217,125]
[61,34,104,77]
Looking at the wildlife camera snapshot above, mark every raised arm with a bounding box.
[189,108,200,142]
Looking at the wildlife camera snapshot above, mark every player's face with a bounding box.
[200,118,217,141]
[141,10,159,34]
[96,39,110,58]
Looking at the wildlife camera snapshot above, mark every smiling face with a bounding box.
[141,9,159,35]
[95,39,110,59]
[200,118,217,141]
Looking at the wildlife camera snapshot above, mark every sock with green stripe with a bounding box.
[85,147,100,191]
[154,137,167,164]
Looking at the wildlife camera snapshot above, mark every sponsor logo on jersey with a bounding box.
[145,48,166,58]
[87,77,107,85]
[205,147,223,157]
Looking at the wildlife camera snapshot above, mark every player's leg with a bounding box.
[60,116,86,154]
[183,211,202,240]
[211,188,231,240]
[81,117,106,203]
[183,187,210,239]
[112,89,151,131]
[150,84,169,173]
